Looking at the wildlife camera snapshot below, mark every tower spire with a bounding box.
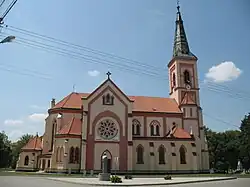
[173,2,196,58]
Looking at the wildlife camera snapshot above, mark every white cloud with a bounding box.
[88,70,100,77]
[205,61,242,83]
[4,119,23,126]
[2,113,47,141]
[28,113,48,122]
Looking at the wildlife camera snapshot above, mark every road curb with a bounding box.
[48,177,237,186]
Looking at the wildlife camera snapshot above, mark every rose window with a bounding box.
[98,119,118,140]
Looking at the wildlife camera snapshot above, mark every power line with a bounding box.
[0,37,245,129]
[1,31,250,101]
[4,24,164,73]
[203,112,240,129]
[3,24,250,98]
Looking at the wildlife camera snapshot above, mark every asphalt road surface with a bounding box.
[0,176,249,187]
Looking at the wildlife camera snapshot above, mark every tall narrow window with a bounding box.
[183,108,186,117]
[150,120,160,136]
[156,125,160,136]
[50,121,57,151]
[56,147,60,162]
[136,124,140,135]
[102,93,114,105]
[173,73,176,87]
[190,108,193,117]
[132,119,141,135]
[24,156,29,166]
[136,145,144,164]
[179,145,187,164]
[106,93,110,103]
[60,147,64,162]
[75,147,80,164]
[184,70,190,84]
[158,145,166,164]
[150,125,154,136]
[69,147,74,163]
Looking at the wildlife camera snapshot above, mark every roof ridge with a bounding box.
[61,92,75,108]
[34,135,38,149]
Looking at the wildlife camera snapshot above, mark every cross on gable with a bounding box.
[106,71,111,79]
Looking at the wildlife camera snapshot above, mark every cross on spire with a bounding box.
[177,0,180,10]
[73,84,76,92]
[106,71,111,79]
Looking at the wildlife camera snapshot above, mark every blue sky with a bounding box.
[0,0,249,141]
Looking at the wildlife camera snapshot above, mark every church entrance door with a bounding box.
[107,159,111,173]
[101,150,112,172]
[42,159,46,170]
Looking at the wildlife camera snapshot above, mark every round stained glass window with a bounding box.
[97,119,118,140]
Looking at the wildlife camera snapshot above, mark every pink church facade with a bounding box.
[16,6,210,174]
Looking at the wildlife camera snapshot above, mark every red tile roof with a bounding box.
[57,117,82,136]
[130,96,181,113]
[53,92,89,109]
[52,92,182,113]
[21,135,43,151]
[167,126,192,139]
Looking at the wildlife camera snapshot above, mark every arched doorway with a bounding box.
[41,159,46,170]
[101,150,112,173]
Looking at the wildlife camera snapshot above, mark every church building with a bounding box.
[16,5,210,174]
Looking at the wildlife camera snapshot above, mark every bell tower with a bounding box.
[168,5,200,106]
[168,4,209,171]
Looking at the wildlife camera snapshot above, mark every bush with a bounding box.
[164,175,172,180]
[124,175,133,179]
[110,175,122,183]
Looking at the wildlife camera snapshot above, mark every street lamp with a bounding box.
[0,35,15,44]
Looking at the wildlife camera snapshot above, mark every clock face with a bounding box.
[186,84,191,90]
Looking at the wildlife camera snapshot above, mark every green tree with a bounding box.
[239,113,250,170]
[0,131,12,168]
[205,127,240,172]
[11,134,33,169]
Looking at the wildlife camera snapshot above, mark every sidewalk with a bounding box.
[48,176,237,186]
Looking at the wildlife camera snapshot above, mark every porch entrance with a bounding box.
[101,150,112,172]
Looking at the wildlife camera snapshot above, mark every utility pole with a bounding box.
[0,0,17,25]
[0,0,17,43]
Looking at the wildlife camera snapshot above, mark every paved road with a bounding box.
[0,176,249,187]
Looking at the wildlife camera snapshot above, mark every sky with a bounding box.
[0,0,249,141]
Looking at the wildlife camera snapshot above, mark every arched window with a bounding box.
[132,119,141,135]
[173,73,176,87]
[184,70,190,84]
[102,93,114,105]
[150,120,160,136]
[179,145,187,164]
[24,155,29,166]
[136,145,144,164]
[75,147,80,164]
[158,145,166,164]
[56,147,60,162]
[60,147,64,162]
[69,147,74,163]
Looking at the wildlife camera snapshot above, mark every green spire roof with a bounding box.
[173,6,196,58]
